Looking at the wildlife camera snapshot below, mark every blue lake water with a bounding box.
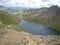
[14,16,60,35]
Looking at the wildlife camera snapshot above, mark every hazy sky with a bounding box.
[0,0,60,8]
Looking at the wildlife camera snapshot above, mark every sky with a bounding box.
[0,0,60,8]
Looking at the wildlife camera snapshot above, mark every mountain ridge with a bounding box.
[20,5,60,32]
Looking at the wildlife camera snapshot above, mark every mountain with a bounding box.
[0,5,6,8]
[0,5,7,10]
[6,7,30,12]
[6,7,22,12]
[20,5,60,32]
[0,5,37,13]
[0,5,28,12]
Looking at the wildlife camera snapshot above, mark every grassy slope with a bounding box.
[0,5,24,32]
[0,10,20,25]
[0,10,25,36]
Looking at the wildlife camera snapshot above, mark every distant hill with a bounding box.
[0,5,7,10]
[20,5,60,32]
[6,7,30,12]
[6,7,22,12]
[0,5,5,8]
[0,5,28,12]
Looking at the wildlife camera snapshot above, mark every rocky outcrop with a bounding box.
[0,29,60,45]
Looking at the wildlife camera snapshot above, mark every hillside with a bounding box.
[19,5,60,32]
[0,10,20,25]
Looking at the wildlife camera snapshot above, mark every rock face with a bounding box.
[0,29,60,45]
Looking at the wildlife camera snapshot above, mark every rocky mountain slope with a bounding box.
[0,28,60,45]
[20,5,60,32]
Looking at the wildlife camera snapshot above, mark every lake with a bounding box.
[14,16,60,35]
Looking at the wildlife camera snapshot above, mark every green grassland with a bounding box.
[0,10,20,25]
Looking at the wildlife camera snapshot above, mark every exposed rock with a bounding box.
[0,29,60,45]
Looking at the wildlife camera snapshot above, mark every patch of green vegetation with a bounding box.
[0,10,20,25]
[7,25,25,31]
[14,27,25,31]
